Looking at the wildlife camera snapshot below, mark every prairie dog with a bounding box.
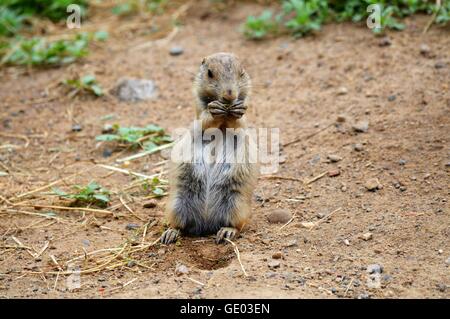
[160,52,258,244]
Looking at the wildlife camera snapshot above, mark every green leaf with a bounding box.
[152,187,164,196]
[94,31,109,41]
[81,74,96,85]
[90,84,103,96]
[52,187,67,197]
[93,194,110,203]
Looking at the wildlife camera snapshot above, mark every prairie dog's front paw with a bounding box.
[215,227,238,244]
[207,101,227,116]
[160,228,180,245]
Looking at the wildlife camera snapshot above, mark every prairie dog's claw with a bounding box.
[216,227,238,244]
[160,228,180,245]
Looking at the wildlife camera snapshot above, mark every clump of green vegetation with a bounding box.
[112,0,167,17]
[242,0,450,40]
[0,7,26,37]
[0,0,88,37]
[282,0,329,37]
[96,124,172,151]
[436,1,450,24]
[52,181,111,208]
[142,176,166,197]
[2,34,89,66]
[242,10,278,40]
[63,74,103,97]
[1,31,107,67]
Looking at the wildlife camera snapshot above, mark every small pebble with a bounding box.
[361,232,373,241]
[435,61,446,69]
[175,264,189,276]
[388,95,396,102]
[316,212,325,219]
[71,124,82,132]
[284,239,298,247]
[102,124,114,134]
[126,223,139,230]
[336,114,347,123]
[445,257,450,265]
[328,169,340,177]
[267,210,292,224]
[367,264,383,274]
[437,283,446,292]
[268,260,281,269]
[378,37,391,47]
[344,239,350,246]
[102,149,113,158]
[399,159,407,165]
[354,143,364,151]
[352,120,369,133]
[143,199,158,208]
[419,44,430,56]
[365,178,381,191]
[169,46,184,56]
[272,252,283,259]
[327,154,342,162]
[300,221,316,229]
[337,87,348,95]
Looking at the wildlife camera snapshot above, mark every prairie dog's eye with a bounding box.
[207,69,214,78]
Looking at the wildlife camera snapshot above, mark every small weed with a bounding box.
[373,5,405,35]
[63,74,103,97]
[242,0,450,40]
[142,176,166,197]
[112,0,167,17]
[282,0,328,38]
[0,1,88,37]
[0,7,26,37]
[1,31,107,67]
[242,10,277,40]
[52,181,111,208]
[96,124,172,150]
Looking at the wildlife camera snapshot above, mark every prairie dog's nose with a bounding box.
[221,89,237,104]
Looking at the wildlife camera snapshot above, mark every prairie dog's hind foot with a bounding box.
[160,228,180,245]
[215,227,238,244]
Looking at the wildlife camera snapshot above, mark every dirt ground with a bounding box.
[0,2,449,299]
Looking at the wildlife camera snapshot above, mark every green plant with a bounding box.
[0,1,88,37]
[112,2,136,16]
[95,124,172,150]
[147,0,167,14]
[142,176,166,197]
[1,31,107,67]
[374,5,405,35]
[112,0,167,17]
[242,0,449,40]
[0,7,26,37]
[283,0,329,37]
[63,74,103,97]
[52,181,111,208]
[242,10,277,40]
[436,1,450,24]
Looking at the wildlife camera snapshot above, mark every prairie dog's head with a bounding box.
[194,52,251,112]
